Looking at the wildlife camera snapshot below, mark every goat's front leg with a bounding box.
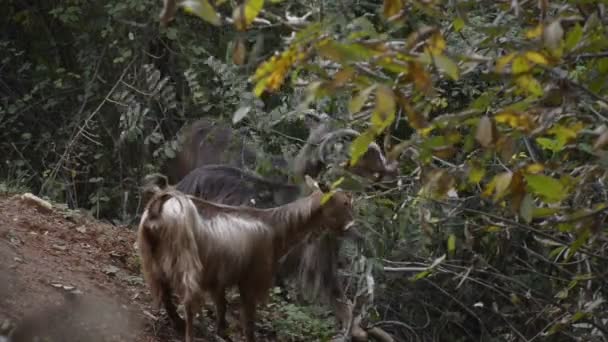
[211,287,227,337]
[184,301,196,342]
[238,287,257,342]
[161,281,185,334]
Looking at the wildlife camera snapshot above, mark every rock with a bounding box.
[18,193,53,214]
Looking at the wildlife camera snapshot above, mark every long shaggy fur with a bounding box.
[137,183,354,342]
[175,165,354,328]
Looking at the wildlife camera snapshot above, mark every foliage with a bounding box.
[3,0,608,341]
[265,287,335,341]
[182,0,608,340]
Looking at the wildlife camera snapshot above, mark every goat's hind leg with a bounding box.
[184,301,195,342]
[211,287,228,338]
[237,286,257,342]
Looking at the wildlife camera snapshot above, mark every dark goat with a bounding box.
[165,118,288,184]
[172,165,356,332]
[293,119,399,183]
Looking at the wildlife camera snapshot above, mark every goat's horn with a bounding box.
[142,173,170,190]
[304,175,321,191]
[318,128,362,164]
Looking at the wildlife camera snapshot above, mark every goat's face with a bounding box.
[319,191,355,233]
[139,192,176,233]
[347,143,399,182]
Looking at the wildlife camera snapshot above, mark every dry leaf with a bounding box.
[475,116,495,147]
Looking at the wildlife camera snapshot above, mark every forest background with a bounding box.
[2,0,608,341]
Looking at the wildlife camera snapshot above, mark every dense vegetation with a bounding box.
[2,0,608,340]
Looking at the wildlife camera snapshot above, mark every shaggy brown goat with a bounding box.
[137,176,355,342]
[173,165,357,331]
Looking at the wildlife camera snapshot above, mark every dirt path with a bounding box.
[0,193,278,342]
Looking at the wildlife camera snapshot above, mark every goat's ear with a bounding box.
[143,173,170,190]
[304,175,321,191]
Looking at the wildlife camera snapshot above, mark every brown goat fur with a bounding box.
[173,165,357,330]
[137,177,355,342]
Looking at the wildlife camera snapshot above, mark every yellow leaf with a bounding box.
[475,116,495,147]
[512,55,531,74]
[524,174,568,203]
[383,0,403,19]
[548,122,584,144]
[426,32,446,56]
[182,0,221,26]
[495,111,534,131]
[494,111,519,127]
[447,234,456,256]
[254,78,269,97]
[525,24,543,39]
[525,163,545,174]
[371,85,396,132]
[515,74,544,97]
[524,51,549,65]
[495,53,516,73]
[467,161,486,184]
[232,0,264,31]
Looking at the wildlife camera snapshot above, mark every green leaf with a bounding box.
[410,270,431,282]
[350,130,375,166]
[564,23,583,52]
[515,74,544,97]
[320,190,336,205]
[434,55,459,80]
[453,17,465,32]
[470,90,496,110]
[467,161,486,184]
[182,0,221,26]
[349,85,376,114]
[233,0,264,31]
[371,85,396,132]
[512,55,531,74]
[536,137,564,152]
[524,174,568,203]
[447,234,456,256]
[566,227,590,260]
[520,193,534,223]
[532,207,561,218]
[330,176,345,190]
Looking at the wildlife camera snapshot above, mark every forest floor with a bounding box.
[0,193,285,342]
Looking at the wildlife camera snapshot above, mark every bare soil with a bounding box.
[0,193,279,342]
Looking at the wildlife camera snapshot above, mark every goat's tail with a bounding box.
[137,189,204,307]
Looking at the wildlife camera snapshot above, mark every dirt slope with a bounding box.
[0,193,276,342]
